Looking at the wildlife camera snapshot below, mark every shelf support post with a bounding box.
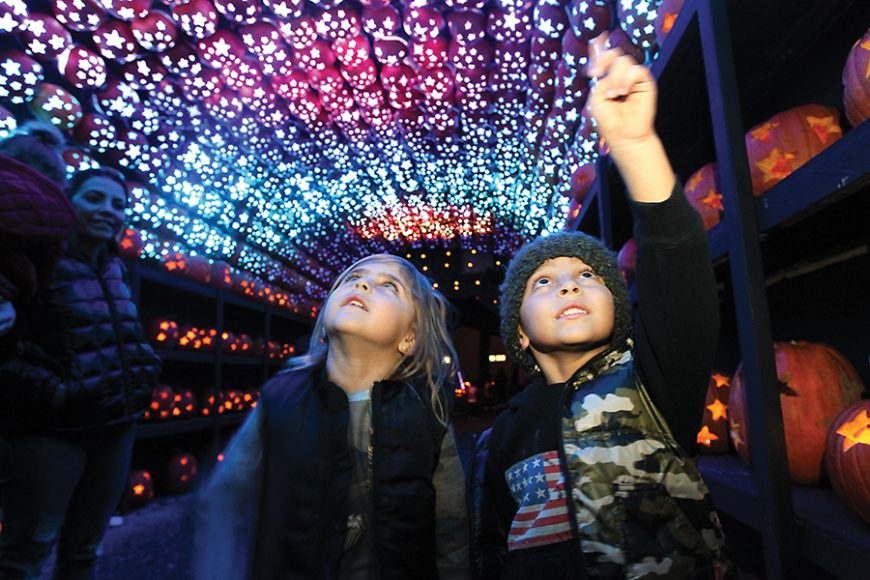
[697,1,800,578]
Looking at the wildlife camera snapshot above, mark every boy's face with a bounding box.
[518,256,615,360]
[323,258,417,355]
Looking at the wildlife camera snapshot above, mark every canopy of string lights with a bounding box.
[0,0,674,314]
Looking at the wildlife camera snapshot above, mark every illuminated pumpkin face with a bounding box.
[843,30,870,127]
[729,341,864,484]
[697,372,731,454]
[745,104,843,196]
[825,401,870,526]
[148,318,180,348]
[121,470,154,510]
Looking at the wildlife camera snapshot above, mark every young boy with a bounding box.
[474,37,730,579]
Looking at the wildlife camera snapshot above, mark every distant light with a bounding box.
[488,354,507,362]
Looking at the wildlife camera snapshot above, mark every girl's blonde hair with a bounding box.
[285,254,458,424]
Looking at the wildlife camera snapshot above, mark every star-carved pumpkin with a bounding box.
[843,28,870,127]
[697,372,731,454]
[729,341,864,484]
[654,0,686,47]
[148,318,180,349]
[162,452,199,494]
[685,162,722,231]
[120,469,154,510]
[745,104,843,196]
[825,400,870,525]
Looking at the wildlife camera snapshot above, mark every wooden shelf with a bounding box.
[154,349,216,364]
[705,120,870,262]
[698,455,870,578]
[136,417,214,439]
[139,266,218,300]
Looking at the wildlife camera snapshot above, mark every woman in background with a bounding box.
[0,167,161,580]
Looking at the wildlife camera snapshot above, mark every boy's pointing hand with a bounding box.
[586,33,658,156]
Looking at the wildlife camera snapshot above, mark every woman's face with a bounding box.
[70,176,126,242]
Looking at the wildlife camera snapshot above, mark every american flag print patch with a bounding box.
[505,450,572,550]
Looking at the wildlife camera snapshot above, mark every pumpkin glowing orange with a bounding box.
[697,372,731,454]
[685,163,722,231]
[825,400,870,525]
[843,28,870,127]
[745,104,843,196]
[729,341,864,484]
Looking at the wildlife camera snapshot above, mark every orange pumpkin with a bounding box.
[745,104,843,196]
[697,372,731,454]
[148,318,180,349]
[843,28,870,127]
[616,238,637,285]
[117,228,143,259]
[162,452,198,494]
[185,254,211,284]
[121,470,154,510]
[654,0,686,47]
[150,385,175,421]
[825,400,870,525]
[729,341,864,484]
[684,162,723,230]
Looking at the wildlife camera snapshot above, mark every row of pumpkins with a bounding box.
[119,227,314,317]
[566,26,870,228]
[121,453,199,511]
[143,385,259,421]
[694,340,869,526]
[148,317,295,359]
[684,24,870,230]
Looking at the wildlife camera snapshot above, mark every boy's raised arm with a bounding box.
[586,34,675,204]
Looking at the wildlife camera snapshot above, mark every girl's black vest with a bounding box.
[254,367,448,579]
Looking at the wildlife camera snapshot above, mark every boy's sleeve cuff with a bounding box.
[629,182,704,247]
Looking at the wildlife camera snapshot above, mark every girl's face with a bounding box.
[322,258,417,354]
[70,176,126,242]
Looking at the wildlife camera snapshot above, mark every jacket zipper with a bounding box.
[368,382,380,577]
[95,263,133,419]
[556,381,588,579]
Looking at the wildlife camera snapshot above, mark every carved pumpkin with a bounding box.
[172,389,197,418]
[121,470,155,510]
[118,228,143,259]
[148,318,180,349]
[177,326,203,350]
[162,452,198,494]
[185,254,211,284]
[729,341,864,484]
[745,104,843,196]
[843,28,870,127]
[150,385,175,421]
[825,400,870,525]
[697,372,731,454]
[210,260,233,290]
[654,0,686,47]
[616,238,637,285]
[685,162,723,230]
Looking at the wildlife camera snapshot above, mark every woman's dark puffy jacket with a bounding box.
[0,248,160,432]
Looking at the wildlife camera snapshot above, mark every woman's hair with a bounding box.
[67,166,127,200]
[285,254,458,424]
[0,120,67,187]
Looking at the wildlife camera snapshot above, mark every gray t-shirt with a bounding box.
[338,390,372,579]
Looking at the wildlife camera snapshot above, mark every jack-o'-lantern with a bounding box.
[697,372,731,454]
[729,341,864,484]
[825,400,870,525]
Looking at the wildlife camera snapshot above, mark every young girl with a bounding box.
[196,254,471,579]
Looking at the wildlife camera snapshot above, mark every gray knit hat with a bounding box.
[499,231,632,379]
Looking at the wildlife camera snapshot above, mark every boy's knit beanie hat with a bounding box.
[499,231,632,379]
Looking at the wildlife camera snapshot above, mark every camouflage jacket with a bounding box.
[474,343,729,580]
